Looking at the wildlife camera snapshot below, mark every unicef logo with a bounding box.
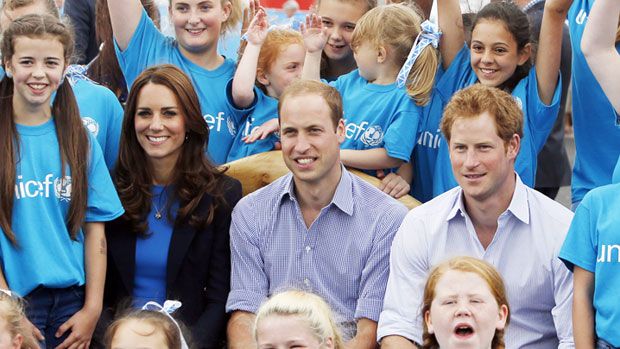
[512,96,523,111]
[360,125,384,146]
[54,176,72,202]
[81,117,99,136]
[226,116,237,136]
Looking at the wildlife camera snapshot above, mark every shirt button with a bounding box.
[305,246,311,252]
[304,278,310,286]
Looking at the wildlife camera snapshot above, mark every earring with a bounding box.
[5,70,12,79]
[185,133,189,141]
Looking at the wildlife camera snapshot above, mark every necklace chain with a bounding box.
[153,188,166,220]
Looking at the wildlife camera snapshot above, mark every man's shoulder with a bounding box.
[408,186,460,220]
[527,186,574,228]
[396,187,461,241]
[349,173,409,216]
[234,174,290,213]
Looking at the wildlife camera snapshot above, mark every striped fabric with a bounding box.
[378,174,575,348]
[226,168,408,323]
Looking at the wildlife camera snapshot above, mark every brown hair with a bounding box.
[255,28,303,94]
[0,0,59,21]
[114,64,230,235]
[440,84,523,145]
[471,2,532,92]
[350,4,439,105]
[278,79,342,129]
[104,310,182,349]
[0,291,38,349]
[87,0,159,99]
[0,14,88,245]
[421,256,510,349]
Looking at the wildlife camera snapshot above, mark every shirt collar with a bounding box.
[447,173,530,224]
[279,164,354,216]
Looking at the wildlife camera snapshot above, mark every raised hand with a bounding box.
[238,0,260,57]
[246,7,270,46]
[300,13,328,54]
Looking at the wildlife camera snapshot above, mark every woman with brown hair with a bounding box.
[103,64,242,349]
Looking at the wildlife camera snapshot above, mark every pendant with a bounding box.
[155,212,162,220]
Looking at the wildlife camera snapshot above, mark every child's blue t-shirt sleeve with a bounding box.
[225,79,258,123]
[435,44,474,100]
[559,196,596,272]
[383,109,420,162]
[103,88,123,171]
[525,66,562,151]
[85,133,124,222]
[114,8,169,89]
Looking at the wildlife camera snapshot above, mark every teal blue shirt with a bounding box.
[560,170,620,346]
[0,119,124,296]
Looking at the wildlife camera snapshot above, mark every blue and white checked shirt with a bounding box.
[226,168,408,323]
[378,174,575,348]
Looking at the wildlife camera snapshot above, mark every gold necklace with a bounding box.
[153,188,166,220]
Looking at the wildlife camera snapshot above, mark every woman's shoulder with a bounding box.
[219,174,243,199]
[196,173,242,207]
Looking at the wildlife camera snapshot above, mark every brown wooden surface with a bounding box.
[223,151,421,210]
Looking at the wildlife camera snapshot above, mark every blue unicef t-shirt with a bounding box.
[114,8,239,165]
[225,81,279,162]
[71,76,123,170]
[329,70,421,172]
[0,119,124,296]
[411,68,447,202]
[0,67,123,171]
[413,45,560,200]
[559,175,620,346]
[568,0,620,204]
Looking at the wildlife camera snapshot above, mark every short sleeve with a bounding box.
[435,44,475,101]
[383,109,421,162]
[525,66,561,152]
[85,133,124,222]
[103,88,123,170]
[225,79,258,124]
[559,195,597,272]
[114,8,172,89]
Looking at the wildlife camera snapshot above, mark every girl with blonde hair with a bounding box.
[255,290,345,349]
[0,291,38,349]
[301,4,439,198]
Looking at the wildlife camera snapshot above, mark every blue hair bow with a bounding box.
[396,20,441,88]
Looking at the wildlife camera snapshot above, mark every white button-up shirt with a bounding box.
[378,175,575,348]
